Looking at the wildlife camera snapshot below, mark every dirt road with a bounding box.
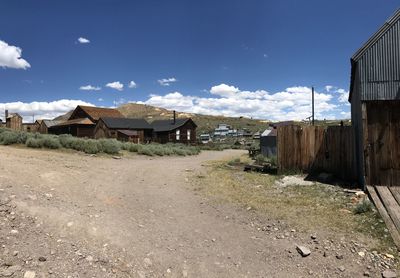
[0,146,394,277]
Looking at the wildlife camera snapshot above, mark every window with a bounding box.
[176,129,180,140]
[187,129,191,140]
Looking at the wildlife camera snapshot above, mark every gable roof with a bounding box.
[7,113,22,119]
[151,118,196,132]
[69,105,123,122]
[52,118,95,127]
[100,117,152,129]
[42,120,62,128]
[352,9,400,61]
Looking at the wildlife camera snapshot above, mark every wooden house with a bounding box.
[349,9,400,188]
[36,120,62,134]
[94,117,153,143]
[6,111,22,131]
[22,123,37,133]
[49,106,123,138]
[151,115,197,144]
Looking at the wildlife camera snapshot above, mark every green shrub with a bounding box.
[83,140,100,154]
[42,137,61,149]
[0,131,19,145]
[255,154,277,166]
[26,137,43,148]
[228,158,241,166]
[353,199,373,214]
[99,139,121,154]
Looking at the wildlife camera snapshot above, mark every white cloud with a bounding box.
[136,84,344,121]
[79,85,101,91]
[113,98,127,107]
[78,37,90,44]
[128,81,137,88]
[325,85,334,92]
[0,40,30,69]
[158,77,177,86]
[106,81,124,91]
[210,83,240,97]
[337,88,349,103]
[0,99,94,122]
[98,98,104,102]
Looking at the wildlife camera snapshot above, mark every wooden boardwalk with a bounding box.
[367,185,400,249]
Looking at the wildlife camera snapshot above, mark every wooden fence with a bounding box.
[277,125,357,181]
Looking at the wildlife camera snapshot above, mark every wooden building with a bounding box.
[49,118,95,137]
[94,117,153,143]
[22,123,37,133]
[36,120,62,134]
[6,111,22,131]
[49,106,123,138]
[151,116,197,144]
[349,9,400,188]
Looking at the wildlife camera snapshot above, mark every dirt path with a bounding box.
[0,146,394,277]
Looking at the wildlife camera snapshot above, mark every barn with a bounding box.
[94,117,153,143]
[151,116,197,144]
[350,9,400,189]
[49,106,123,138]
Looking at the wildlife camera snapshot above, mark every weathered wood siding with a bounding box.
[277,125,357,182]
[364,101,400,187]
[6,116,22,131]
[153,121,197,144]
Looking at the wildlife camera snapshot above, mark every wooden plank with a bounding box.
[375,186,400,231]
[367,186,400,249]
[389,187,400,206]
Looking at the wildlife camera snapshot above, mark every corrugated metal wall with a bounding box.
[358,18,400,100]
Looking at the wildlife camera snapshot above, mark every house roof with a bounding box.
[151,118,196,132]
[52,118,95,127]
[7,113,22,119]
[117,129,139,136]
[100,117,152,129]
[42,120,62,128]
[261,128,277,137]
[69,105,123,121]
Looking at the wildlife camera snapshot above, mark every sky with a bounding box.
[0,0,398,122]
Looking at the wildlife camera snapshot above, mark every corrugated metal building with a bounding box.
[350,9,400,188]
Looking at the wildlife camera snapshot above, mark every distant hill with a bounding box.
[118,103,269,135]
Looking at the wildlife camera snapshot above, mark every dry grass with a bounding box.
[193,156,395,253]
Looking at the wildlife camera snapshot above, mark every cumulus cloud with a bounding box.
[79,85,101,91]
[158,77,177,86]
[136,84,347,121]
[77,37,90,44]
[106,81,124,91]
[0,40,31,69]
[128,81,137,88]
[337,88,349,103]
[0,99,94,122]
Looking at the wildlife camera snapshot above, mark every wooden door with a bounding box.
[366,101,400,186]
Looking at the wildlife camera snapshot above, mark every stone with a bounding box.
[382,270,397,278]
[24,271,36,278]
[10,229,19,235]
[364,272,370,277]
[38,256,47,262]
[336,254,344,260]
[358,251,366,257]
[338,266,345,272]
[311,235,317,240]
[143,258,152,268]
[296,245,311,257]
[67,222,74,227]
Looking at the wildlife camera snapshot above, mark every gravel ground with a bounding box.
[0,146,397,277]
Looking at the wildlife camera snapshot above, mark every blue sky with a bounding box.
[0,0,398,121]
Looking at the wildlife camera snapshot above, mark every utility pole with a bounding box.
[312,86,315,126]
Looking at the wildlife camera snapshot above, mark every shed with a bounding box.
[37,120,62,134]
[349,9,400,188]
[94,117,153,143]
[260,128,277,157]
[151,118,197,144]
[6,112,22,131]
[48,118,95,137]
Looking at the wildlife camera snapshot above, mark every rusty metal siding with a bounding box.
[357,16,400,100]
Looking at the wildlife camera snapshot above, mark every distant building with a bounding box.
[213,124,230,137]
[200,133,211,144]
[36,120,62,134]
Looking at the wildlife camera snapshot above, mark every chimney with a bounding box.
[173,110,176,124]
[5,110,8,120]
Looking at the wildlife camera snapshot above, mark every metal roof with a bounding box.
[101,117,152,129]
[42,120,62,128]
[69,106,123,121]
[53,118,95,126]
[151,118,196,132]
